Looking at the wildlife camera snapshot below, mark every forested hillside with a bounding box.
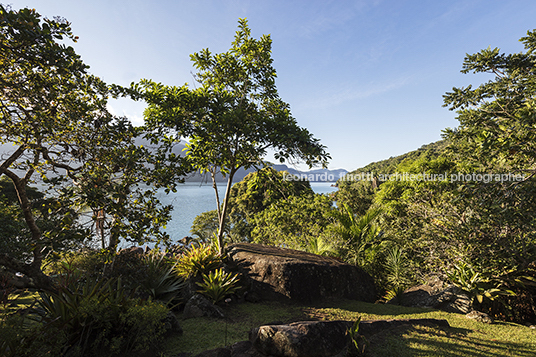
[341,140,449,179]
[333,36,536,322]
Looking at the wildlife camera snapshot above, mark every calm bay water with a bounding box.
[160,182,337,241]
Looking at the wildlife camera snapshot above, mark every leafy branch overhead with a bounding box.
[443,30,536,177]
[0,5,179,290]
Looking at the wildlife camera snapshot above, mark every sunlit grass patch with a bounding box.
[163,299,536,356]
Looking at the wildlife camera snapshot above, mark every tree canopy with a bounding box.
[134,19,330,252]
[0,5,177,290]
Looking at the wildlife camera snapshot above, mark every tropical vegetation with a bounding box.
[1,3,536,356]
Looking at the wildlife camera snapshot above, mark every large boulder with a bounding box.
[228,243,376,304]
[248,319,450,357]
[183,294,225,319]
[193,319,450,357]
[249,321,350,357]
[390,277,472,314]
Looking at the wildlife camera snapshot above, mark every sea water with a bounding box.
[160,182,337,241]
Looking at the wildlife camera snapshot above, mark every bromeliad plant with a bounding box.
[447,262,516,305]
[141,252,185,306]
[346,317,368,356]
[196,268,241,304]
[175,244,222,279]
[383,246,412,302]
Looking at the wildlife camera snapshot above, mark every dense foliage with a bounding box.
[332,31,536,322]
[3,9,536,356]
[0,5,183,292]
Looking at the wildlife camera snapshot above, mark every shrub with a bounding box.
[196,268,241,304]
[45,248,156,294]
[0,313,68,357]
[175,244,222,279]
[140,252,185,306]
[35,277,169,356]
[447,262,515,306]
[382,246,412,302]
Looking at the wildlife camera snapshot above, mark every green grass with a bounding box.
[163,301,304,354]
[163,299,536,356]
[4,292,535,356]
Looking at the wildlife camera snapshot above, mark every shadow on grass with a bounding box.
[164,299,536,356]
[301,299,440,320]
[367,324,536,357]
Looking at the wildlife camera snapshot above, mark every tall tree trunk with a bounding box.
[216,168,236,254]
[0,171,56,292]
[210,167,222,226]
[95,208,106,249]
[108,214,119,250]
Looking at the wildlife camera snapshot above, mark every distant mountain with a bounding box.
[271,165,348,182]
[159,139,347,182]
[183,164,347,183]
[2,139,346,183]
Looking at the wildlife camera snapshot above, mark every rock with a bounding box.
[191,318,451,357]
[183,294,225,319]
[163,311,183,335]
[393,277,472,314]
[465,310,493,324]
[249,320,351,357]
[442,290,472,314]
[247,318,450,357]
[228,243,376,304]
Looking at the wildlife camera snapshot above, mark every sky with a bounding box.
[6,0,536,171]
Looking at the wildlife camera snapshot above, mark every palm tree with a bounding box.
[329,203,383,267]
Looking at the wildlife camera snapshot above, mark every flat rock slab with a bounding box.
[228,243,376,304]
[250,320,350,357]
[248,319,450,357]
[392,277,472,314]
[192,318,450,357]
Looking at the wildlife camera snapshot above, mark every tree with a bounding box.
[335,180,376,217]
[226,167,313,240]
[0,6,177,290]
[0,177,86,264]
[135,19,330,252]
[251,193,334,249]
[442,30,536,270]
[328,203,384,268]
[443,31,536,177]
[372,156,462,275]
[190,209,226,244]
[190,167,313,243]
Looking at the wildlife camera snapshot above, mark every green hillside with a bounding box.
[341,140,449,180]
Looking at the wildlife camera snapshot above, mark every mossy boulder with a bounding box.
[228,243,376,304]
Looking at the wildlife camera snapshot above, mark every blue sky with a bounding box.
[7,0,536,170]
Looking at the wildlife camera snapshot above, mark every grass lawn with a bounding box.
[163,299,536,356]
